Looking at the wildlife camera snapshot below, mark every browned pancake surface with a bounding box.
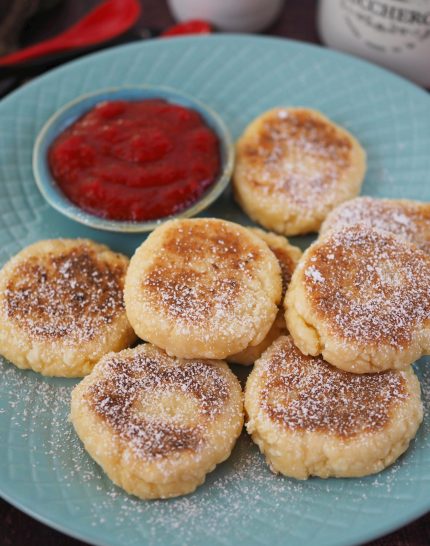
[240,109,352,204]
[87,345,231,459]
[142,220,270,326]
[260,337,408,438]
[5,244,126,342]
[271,245,297,298]
[321,197,430,253]
[302,226,430,347]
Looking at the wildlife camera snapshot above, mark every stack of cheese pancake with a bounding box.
[0,107,428,499]
[249,220,428,480]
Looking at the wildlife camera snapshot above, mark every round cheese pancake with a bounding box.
[320,197,430,253]
[245,336,423,479]
[124,218,282,359]
[233,108,366,236]
[228,228,301,365]
[71,344,244,499]
[0,239,136,377]
[285,226,430,373]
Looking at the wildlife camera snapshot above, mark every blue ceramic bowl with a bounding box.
[33,86,234,232]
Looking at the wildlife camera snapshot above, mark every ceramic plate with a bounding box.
[0,35,429,546]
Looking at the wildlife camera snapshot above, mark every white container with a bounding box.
[318,0,430,87]
[168,0,284,33]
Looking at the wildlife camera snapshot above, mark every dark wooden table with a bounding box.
[0,1,429,545]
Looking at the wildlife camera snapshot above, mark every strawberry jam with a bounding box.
[48,99,221,221]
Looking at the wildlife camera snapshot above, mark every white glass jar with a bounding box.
[168,0,284,33]
[318,0,430,87]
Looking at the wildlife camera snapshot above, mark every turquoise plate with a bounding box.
[0,35,429,546]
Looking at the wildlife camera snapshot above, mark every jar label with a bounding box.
[341,0,430,53]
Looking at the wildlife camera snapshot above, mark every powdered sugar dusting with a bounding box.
[305,266,324,283]
[304,226,430,346]
[84,345,231,459]
[4,245,126,343]
[260,337,408,437]
[145,269,241,325]
[137,219,280,344]
[321,197,430,254]
[1,354,429,545]
[240,109,353,211]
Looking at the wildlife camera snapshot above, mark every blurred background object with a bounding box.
[318,0,430,87]
[0,0,64,56]
[168,0,284,32]
[0,0,211,96]
[0,0,141,66]
[1,0,429,87]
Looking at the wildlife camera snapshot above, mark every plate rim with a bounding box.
[1,468,429,546]
[4,33,430,107]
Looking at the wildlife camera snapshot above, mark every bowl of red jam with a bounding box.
[33,86,234,232]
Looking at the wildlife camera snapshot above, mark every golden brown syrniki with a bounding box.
[245,336,423,479]
[228,228,301,365]
[285,226,430,373]
[124,218,282,359]
[233,108,366,236]
[249,228,302,298]
[320,197,430,253]
[0,239,136,377]
[71,344,244,499]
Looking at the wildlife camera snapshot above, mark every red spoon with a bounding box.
[0,0,141,66]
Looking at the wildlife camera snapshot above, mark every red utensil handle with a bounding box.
[161,20,212,38]
[0,0,141,66]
